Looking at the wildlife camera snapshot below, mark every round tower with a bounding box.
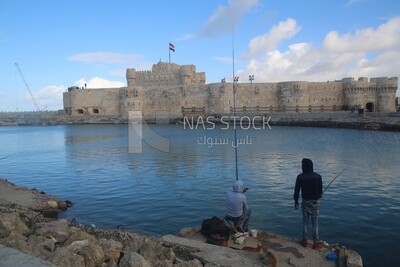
[180,66,192,85]
[343,78,361,109]
[373,77,397,112]
[126,68,137,87]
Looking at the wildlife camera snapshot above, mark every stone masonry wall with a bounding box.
[63,63,399,119]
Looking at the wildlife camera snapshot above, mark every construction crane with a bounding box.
[14,63,41,111]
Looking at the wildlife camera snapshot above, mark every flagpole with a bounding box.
[169,46,171,63]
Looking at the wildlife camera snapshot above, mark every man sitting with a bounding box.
[225,180,252,232]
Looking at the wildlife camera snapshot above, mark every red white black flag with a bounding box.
[169,42,175,52]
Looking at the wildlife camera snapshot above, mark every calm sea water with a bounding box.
[0,124,399,266]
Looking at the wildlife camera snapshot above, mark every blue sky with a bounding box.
[1,0,399,111]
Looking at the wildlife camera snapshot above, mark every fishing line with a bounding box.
[323,169,346,193]
[232,21,239,181]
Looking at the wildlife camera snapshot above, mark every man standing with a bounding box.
[294,158,323,250]
[226,180,252,232]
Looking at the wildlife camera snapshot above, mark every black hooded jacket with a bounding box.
[294,158,322,204]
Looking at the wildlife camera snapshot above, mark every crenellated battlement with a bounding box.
[126,62,205,87]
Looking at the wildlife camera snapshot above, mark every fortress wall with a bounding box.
[207,83,228,114]
[344,79,370,109]
[308,82,344,109]
[233,83,279,111]
[274,81,344,111]
[277,82,306,107]
[254,83,280,108]
[64,88,121,116]
[207,83,280,113]
[65,63,398,117]
[122,85,209,120]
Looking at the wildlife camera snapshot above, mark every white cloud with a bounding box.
[246,18,301,58]
[23,85,66,110]
[19,77,126,111]
[323,17,400,53]
[68,52,143,64]
[198,0,259,38]
[239,17,400,83]
[75,77,126,89]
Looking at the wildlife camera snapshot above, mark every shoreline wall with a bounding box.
[1,110,400,131]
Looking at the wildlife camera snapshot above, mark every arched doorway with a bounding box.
[366,102,374,112]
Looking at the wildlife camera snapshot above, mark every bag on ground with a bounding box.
[201,216,230,246]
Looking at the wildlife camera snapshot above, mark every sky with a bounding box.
[1,0,399,111]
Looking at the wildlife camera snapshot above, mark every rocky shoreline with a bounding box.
[0,179,202,267]
[0,179,363,267]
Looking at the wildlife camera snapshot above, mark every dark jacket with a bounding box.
[294,158,322,204]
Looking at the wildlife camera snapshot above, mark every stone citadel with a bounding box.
[63,62,398,120]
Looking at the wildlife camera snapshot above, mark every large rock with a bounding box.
[0,212,30,236]
[98,238,123,262]
[122,234,147,252]
[50,239,105,267]
[138,238,175,263]
[0,220,11,238]
[175,259,203,267]
[50,246,85,267]
[119,251,151,267]
[63,227,97,246]
[68,240,105,267]
[0,232,44,258]
[27,234,57,253]
[35,219,70,243]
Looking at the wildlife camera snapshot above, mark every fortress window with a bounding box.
[76,109,84,114]
[92,108,99,114]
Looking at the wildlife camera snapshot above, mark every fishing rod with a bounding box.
[232,22,239,181]
[323,169,345,193]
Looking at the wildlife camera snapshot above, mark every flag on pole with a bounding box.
[169,42,175,52]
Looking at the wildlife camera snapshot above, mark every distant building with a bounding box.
[63,62,398,119]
